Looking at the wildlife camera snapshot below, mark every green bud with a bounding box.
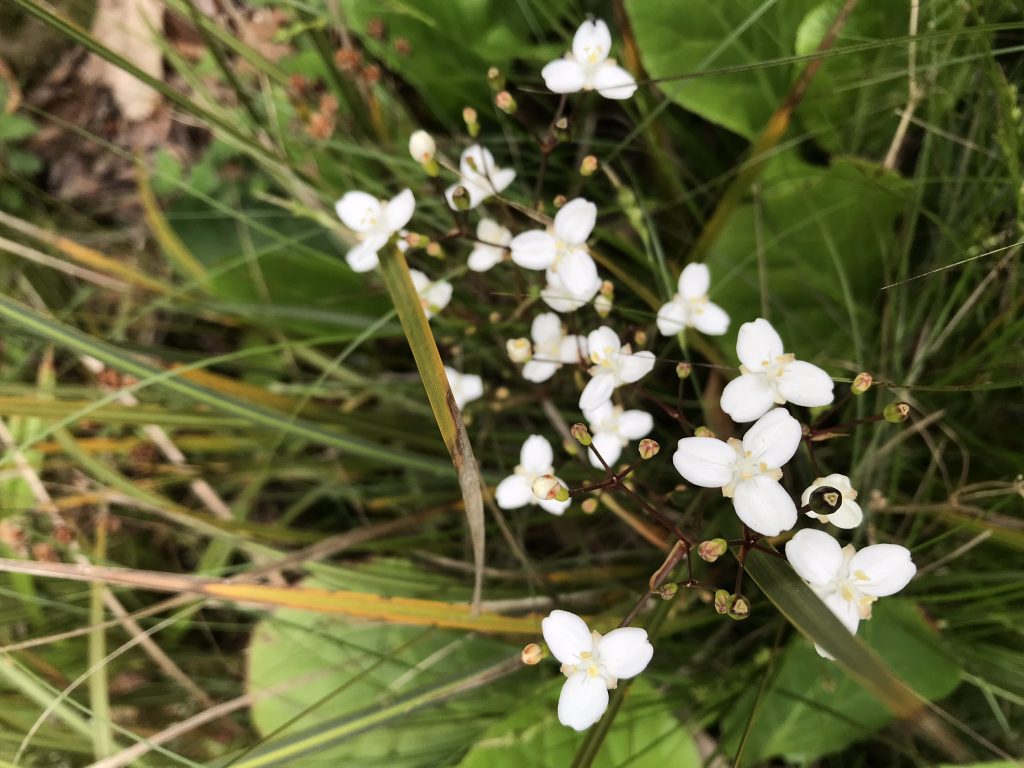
[638,439,660,460]
[851,371,873,395]
[487,66,505,91]
[728,595,751,620]
[676,362,692,379]
[658,583,678,600]
[714,589,733,615]
[580,155,599,176]
[570,423,592,446]
[884,402,911,423]
[698,538,728,563]
[495,91,517,114]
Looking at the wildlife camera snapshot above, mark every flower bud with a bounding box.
[594,293,613,318]
[581,498,598,515]
[714,589,734,615]
[580,154,599,176]
[807,485,843,516]
[408,130,435,164]
[462,106,480,137]
[570,423,592,447]
[450,185,471,211]
[495,91,517,114]
[532,474,569,503]
[728,595,751,620]
[884,402,911,423]
[694,426,716,439]
[698,538,728,563]
[553,194,567,208]
[494,385,510,400]
[658,582,678,600]
[425,242,443,258]
[633,329,648,347]
[487,66,505,91]
[553,116,570,142]
[676,362,692,379]
[521,642,543,665]
[851,371,873,395]
[506,337,532,363]
[638,439,660,460]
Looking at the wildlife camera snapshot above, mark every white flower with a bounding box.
[445,145,515,209]
[408,130,435,163]
[583,401,653,468]
[468,218,512,272]
[520,313,586,383]
[495,435,570,515]
[541,609,653,731]
[506,337,532,364]
[802,473,863,529]
[335,189,415,272]
[541,20,638,100]
[579,326,655,411]
[409,269,452,319]
[720,318,834,423]
[656,263,729,336]
[444,366,483,410]
[786,528,916,658]
[672,408,802,536]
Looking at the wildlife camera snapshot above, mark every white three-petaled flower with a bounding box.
[408,270,452,320]
[802,473,863,529]
[495,435,570,516]
[583,401,653,468]
[541,20,638,100]
[335,189,415,272]
[720,318,834,423]
[673,408,801,536]
[786,528,916,658]
[656,263,730,337]
[519,313,587,383]
[445,145,515,210]
[542,610,653,731]
[444,366,483,410]
[579,326,656,411]
[509,198,602,313]
[468,219,512,272]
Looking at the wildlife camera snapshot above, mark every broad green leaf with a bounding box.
[722,600,961,762]
[0,114,35,142]
[457,677,702,768]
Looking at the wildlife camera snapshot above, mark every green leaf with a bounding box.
[0,114,36,142]
[457,677,702,768]
[722,600,961,762]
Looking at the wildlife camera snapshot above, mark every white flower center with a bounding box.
[559,631,617,688]
[722,438,782,497]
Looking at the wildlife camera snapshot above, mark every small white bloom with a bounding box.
[802,473,863,529]
[408,130,436,163]
[720,318,834,423]
[445,145,515,209]
[593,291,613,318]
[335,188,415,272]
[495,435,570,515]
[656,263,730,336]
[506,337,532,364]
[786,528,916,658]
[579,326,656,411]
[541,20,638,100]
[541,609,653,731]
[409,269,452,319]
[583,401,654,468]
[521,312,587,383]
[468,218,512,272]
[673,408,802,536]
[444,366,483,410]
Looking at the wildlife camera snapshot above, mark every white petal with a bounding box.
[384,189,415,232]
[579,372,616,411]
[732,475,798,536]
[558,671,609,731]
[345,240,381,272]
[542,609,593,665]
[589,431,622,469]
[616,350,655,384]
[719,374,776,423]
[489,167,516,196]
[554,198,597,246]
[510,230,557,270]
[459,373,484,405]
[477,218,511,247]
[672,437,735,488]
[849,544,916,596]
[592,63,637,100]
[460,144,493,177]
[541,58,587,93]
[335,191,381,233]
[557,335,586,364]
[583,399,613,429]
[408,268,428,292]
[572,19,612,65]
[468,245,503,272]
[826,500,864,529]
[587,327,622,364]
[520,434,554,475]
[522,360,559,383]
[495,474,532,510]
[786,528,844,586]
[741,408,802,468]
[777,360,835,408]
[617,410,653,440]
[541,285,589,313]
[598,627,653,679]
[736,318,785,371]
[823,591,862,635]
[678,263,710,299]
[690,301,730,336]
[539,496,571,515]
[531,312,564,346]
[656,300,689,336]
[443,184,461,210]
[557,249,599,296]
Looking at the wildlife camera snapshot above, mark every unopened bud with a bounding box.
[729,595,751,620]
[553,194,567,208]
[494,385,510,400]
[506,338,532,363]
[495,91,517,114]
[404,231,427,249]
[638,439,660,460]
[594,293,613,318]
[658,583,678,600]
[487,66,505,91]
[521,642,543,665]
[698,538,728,563]
[634,329,647,347]
[450,185,471,211]
[851,372,873,395]
[570,423,592,447]
[884,402,911,423]
[580,155,599,176]
[581,498,599,514]
[408,130,436,164]
[462,107,480,137]
[695,426,716,439]
[425,241,443,258]
[676,362,692,379]
[532,474,569,503]
[553,116,570,142]
[714,589,734,615]
[807,485,843,516]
